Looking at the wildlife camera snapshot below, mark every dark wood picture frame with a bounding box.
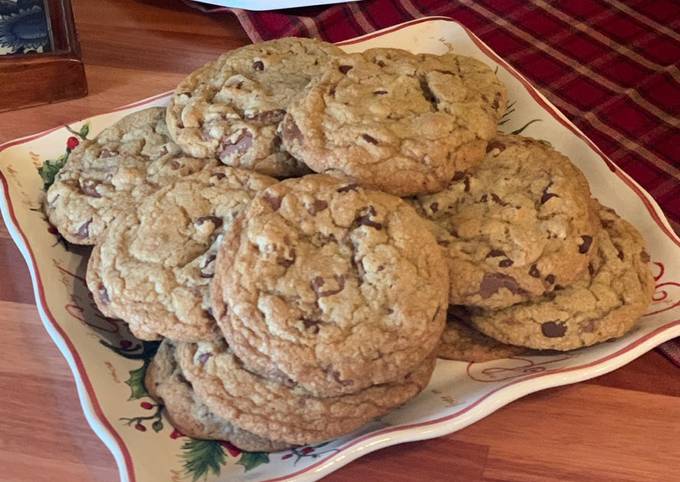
[0,0,87,112]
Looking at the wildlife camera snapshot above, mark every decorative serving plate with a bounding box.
[1,18,678,482]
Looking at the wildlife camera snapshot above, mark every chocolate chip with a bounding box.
[373,90,388,95]
[540,183,558,204]
[98,283,109,304]
[437,239,450,247]
[480,194,488,203]
[197,352,213,365]
[337,183,359,193]
[277,248,296,268]
[479,273,524,299]
[485,140,505,153]
[487,249,506,258]
[355,206,383,230]
[529,264,541,278]
[196,216,223,229]
[376,60,386,67]
[302,318,320,334]
[545,274,556,285]
[640,250,650,263]
[328,86,336,97]
[361,134,379,145]
[307,199,328,215]
[75,219,92,239]
[499,259,514,268]
[419,77,438,108]
[311,275,345,297]
[246,109,286,125]
[491,193,508,206]
[79,179,101,198]
[263,193,282,211]
[541,321,567,338]
[212,172,226,180]
[338,65,353,74]
[579,235,593,254]
[253,60,264,71]
[330,369,353,386]
[219,129,253,161]
[452,171,465,181]
[430,202,439,213]
[463,177,471,192]
[281,116,304,145]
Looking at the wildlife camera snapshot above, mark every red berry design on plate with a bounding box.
[66,136,80,151]
[170,428,184,439]
[140,401,154,410]
[219,441,242,457]
[134,423,146,432]
[282,453,293,460]
[301,447,314,455]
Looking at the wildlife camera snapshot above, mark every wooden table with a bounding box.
[0,1,678,480]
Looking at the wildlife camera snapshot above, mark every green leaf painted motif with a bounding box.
[182,439,226,482]
[125,362,149,400]
[511,118,541,135]
[237,452,269,472]
[38,154,67,191]
[79,123,90,139]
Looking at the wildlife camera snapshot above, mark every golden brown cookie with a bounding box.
[146,340,290,451]
[413,134,599,310]
[468,203,655,350]
[280,48,506,196]
[87,166,276,342]
[211,174,448,397]
[166,38,343,177]
[45,107,209,245]
[176,340,435,446]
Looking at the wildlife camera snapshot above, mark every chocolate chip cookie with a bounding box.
[166,38,342,177]
[469,202,655,350]
[412,134,599,310]
[176,340,435,446]
[211,174,448,397]
[146,340,290,451]
[87,166,276,342]
[280,48,507,196]
[45,107,209,245]
[438,306,525,362]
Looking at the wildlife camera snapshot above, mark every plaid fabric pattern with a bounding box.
[187,0,680,364]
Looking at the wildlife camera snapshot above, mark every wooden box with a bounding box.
[0,0,87,112]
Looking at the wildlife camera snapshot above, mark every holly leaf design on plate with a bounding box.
[181,439,226,482]
[125,361,149,400]
[38,154,67,191]
[237,452,269,472]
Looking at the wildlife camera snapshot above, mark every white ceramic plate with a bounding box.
[1,17,678,482]
[191,0,361,12]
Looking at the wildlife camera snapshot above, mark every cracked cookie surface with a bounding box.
[468,202,654,350]
[438,306,525,362]
[87,166,276,341]
[166,37,342,177]
[413,134,599,310]
[280,48,507,196]
[146,340,290,451]
[45,107,209,245]
[176,340,435,445]
[211,174,448,397]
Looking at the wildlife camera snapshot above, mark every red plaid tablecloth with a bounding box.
[188,0,680,364]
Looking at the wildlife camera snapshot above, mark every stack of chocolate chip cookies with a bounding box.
[44,37,654,451]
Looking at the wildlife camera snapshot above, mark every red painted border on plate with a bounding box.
[0,17,678,482]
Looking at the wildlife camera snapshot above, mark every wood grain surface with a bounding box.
[0,1,678,481]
